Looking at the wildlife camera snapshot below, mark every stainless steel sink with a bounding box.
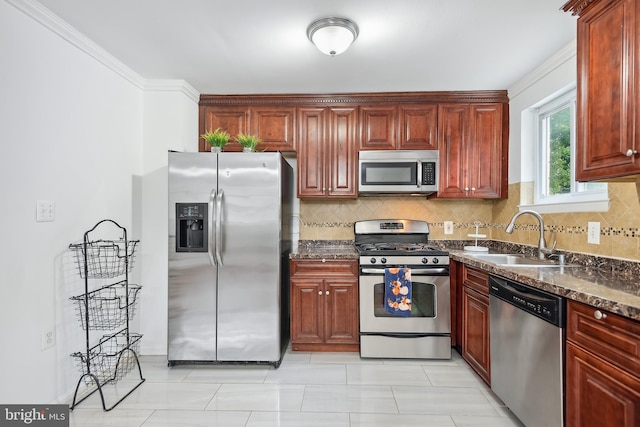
[467,253,579,267]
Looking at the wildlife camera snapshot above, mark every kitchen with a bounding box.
[2,0,640,426]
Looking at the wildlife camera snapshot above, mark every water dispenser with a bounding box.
[176,203,208,252]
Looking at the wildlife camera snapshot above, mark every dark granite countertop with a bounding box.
[290,240,359,260]
[450,249,640,322]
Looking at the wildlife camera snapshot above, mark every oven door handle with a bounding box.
[360,267,448,275]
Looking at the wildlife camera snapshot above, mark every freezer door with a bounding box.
[168,152,218,362]
[216,153,282,362]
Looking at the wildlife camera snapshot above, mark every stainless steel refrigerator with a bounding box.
[168,151,294,367]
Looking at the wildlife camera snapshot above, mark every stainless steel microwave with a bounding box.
[358,150,438,195]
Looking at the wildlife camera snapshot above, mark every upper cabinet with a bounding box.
[298,107,358,198]
[399,104,438,150]
[199,92,508,198]
[563,0,640,180]
[199,106,249,152]
[359,104,438,150]
[438,103,507,198]
[250,106,296,152]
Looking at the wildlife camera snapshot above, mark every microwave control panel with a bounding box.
[422,162,436,185]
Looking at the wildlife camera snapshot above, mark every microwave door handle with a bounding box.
[416,160,422,190]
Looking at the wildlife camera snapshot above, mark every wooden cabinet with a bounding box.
[199,106,249,152]
[200,106,295,152]
[297,107,358,198]
[250,106,296,152]
[359,104,437,150]
[399,104,438,150]
[460,265,490,385]
[438,103,507,198]
[566,300,640,427]
[290,259,359,351]
[359,106,397,150]
[564,0,640,181]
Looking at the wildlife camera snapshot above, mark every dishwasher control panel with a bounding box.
[489,276,565,327]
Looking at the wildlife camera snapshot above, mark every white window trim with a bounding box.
[523,85,609,214]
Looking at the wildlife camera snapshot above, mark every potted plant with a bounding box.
[235,132,262,152]
[201,128,231,152]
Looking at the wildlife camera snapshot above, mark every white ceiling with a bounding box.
[35,0,576,95]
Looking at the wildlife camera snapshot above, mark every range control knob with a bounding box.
[380,257,387,264]
[422,257,429,264]
[370,257,377,264]
[432,257,440,264]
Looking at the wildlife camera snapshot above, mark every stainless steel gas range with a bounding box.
[355,219,451,359]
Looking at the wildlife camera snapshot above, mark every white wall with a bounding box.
[0,0,198,403]
[507,41,577,184]
[139,85,198,355]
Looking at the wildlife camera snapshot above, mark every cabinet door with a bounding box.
[566,342,640,427]
[469,103,505,198]
[399,104,438,150]
[200,106,249,152]
[328,107,358,198]
[250,106,296,152]
[461,285,490,385]
[438,104,470,197]
[297,108,327,197]
[290,278,324,344]
[576,0,640,181]
[324,277,359,344]
[359,106,397,150]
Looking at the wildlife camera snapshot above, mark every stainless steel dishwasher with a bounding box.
[489,275,566,427]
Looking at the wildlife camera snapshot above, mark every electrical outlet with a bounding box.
[444,221,454,235]
[41,329,55,351]
[587,221,600,245]
[36,200,55,222]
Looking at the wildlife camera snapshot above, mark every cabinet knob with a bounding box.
[326,291,330,295]
[626,149,638,157]
[464,187,469,191]
[594,310,607,320]
[318,291,322,295]
[321,258,326,263]
[471,187,476,191]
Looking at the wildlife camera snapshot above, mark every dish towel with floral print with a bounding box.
[384,267,412,317]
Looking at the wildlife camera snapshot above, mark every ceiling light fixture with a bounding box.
[307,17,359,57]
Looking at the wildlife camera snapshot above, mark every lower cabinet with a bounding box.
[290,259,359,351]
[460,265,490,385]
[566,300,640,427]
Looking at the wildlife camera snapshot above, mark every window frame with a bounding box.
[520,86,608,214]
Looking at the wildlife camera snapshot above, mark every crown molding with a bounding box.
[199,90,509,106]
[6,0,147,89]
[508,39,577,99]
[144,80,200,103]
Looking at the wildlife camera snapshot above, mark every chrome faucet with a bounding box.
[505,210,556,259]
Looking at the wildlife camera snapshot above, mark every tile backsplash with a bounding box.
[299,181,640,261]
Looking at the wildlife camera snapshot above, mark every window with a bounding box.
[528,87,608,213]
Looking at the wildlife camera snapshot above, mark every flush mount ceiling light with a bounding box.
[307,17,359,56]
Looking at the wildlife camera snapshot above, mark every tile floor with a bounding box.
[69,349,524,427]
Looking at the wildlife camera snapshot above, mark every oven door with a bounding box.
[359,267,450,334]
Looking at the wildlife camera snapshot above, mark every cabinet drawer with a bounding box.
[290,260,358,278]
[567,300,640,376]
[462,265,489,296]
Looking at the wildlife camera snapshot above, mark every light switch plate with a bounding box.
[36,200,55,222]
[587,221,600,244]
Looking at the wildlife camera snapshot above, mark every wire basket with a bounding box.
[71,282,141,330]
[70,239,139,279]
[71,330,142,386]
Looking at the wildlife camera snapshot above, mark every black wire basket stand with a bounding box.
[68,219,145,411]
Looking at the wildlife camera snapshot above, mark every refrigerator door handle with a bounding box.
[215,189,224,265]
[208,189,217,266]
